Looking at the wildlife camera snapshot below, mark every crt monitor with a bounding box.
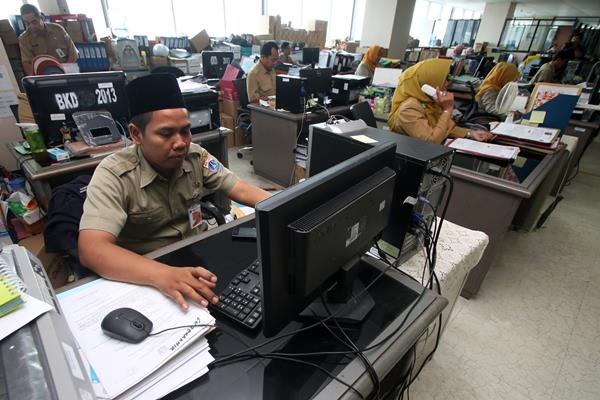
[300,68,332,99]
[256,142,397,337]
[22,71,128,147]
[202,51,234,79]
[302,47,320,66]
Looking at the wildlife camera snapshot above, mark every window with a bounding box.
[451,8,463,20]
[267,0,301,28]
[351,0,366,40]
[223,0,262,35]
[1,1,26,20]
[107,0,175,37]
[329,0,354,40]
[67,0,110,37]
[172,0,225,37]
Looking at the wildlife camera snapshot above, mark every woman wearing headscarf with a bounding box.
[356,45,384,80]
[475,62,520,117]
[388,58,494,144]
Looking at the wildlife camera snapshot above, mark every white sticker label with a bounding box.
[344,83,348,91]
[351,134,378,144]
[574,127,586,132]
[98,82,113,89]
[346,222,360,247]
[283,78,289,82]
[55,48,66,58]
[50,113,66,121]
[61,342,85,380]
[379,200,386,212]
[331,88,339,94]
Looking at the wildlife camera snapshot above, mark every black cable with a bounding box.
[320,293,382,399]
[148,323,216,336]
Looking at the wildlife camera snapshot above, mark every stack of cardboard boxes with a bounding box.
[257,15,328,48]
[218,64,249,148]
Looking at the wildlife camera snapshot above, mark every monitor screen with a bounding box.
[256,142,397,337]
[202,51,234,79]
[302,47,320,65]
[22,72,128,147]
[299,68,332,97]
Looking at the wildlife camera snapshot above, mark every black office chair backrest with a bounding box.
[350,101,377,128]
[151,66,185,78]
[233,78,249,109]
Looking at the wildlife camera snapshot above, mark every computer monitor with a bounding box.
[257,142,397,337]
[22,72,129,147]
[300,68,332,99]
[302,47,320,66]
[201,51,234,79]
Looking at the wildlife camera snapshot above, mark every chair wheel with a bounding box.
[236,152,243,159]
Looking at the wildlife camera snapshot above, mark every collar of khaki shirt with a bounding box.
[137,145,195,188]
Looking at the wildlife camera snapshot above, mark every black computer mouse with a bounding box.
[101,307,153,344]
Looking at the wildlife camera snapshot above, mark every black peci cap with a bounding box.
[126,73,185,118]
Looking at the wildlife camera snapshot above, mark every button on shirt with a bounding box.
[80,143,238,254]
[18,22,77,64]
[246,61,276,103]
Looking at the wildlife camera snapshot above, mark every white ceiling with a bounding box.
[436,0,600,17]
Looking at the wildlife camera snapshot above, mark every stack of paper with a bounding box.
[57,279,215,399]
[447,138,520,161]
[0,253,53,341]
[491,122,561,154]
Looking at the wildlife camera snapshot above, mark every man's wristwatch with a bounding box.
[466,131,472,139]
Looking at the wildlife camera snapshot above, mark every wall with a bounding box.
[475,2,515,45]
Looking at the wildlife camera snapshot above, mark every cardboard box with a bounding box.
[222,98,240,121]
[19,234,71,289]
[4,43,20,59]
[220,113,235,147]
[234,126,249,146]
[294,162,306,184]
[190,29,210,53]
[307,20,328,33]
[0,19,18,45]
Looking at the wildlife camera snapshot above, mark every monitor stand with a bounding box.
[299,260,375,324]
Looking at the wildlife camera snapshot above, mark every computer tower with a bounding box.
[330,75,370,106]
[276,75,306,113]
[307,124,454,261]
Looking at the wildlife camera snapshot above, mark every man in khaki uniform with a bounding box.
[529,50,569,85]
[79,73,271,310]
[278,42,295,65]
[246,41,278,103]
[18,4,78,75]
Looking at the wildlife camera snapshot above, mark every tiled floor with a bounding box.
[410,136,600,400]
[226,136,600,400]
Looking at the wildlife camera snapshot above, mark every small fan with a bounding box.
[495,81,519,122]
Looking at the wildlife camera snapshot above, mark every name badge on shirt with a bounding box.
[55,48,66,59]
[188,203,203,229]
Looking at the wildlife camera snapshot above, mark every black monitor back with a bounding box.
[302,47,320,65]
[300,68,332,97]
[202,51,234,79]
[256,142,396,337]
[22,72,128,146]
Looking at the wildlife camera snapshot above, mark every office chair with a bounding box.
[350,101,378,128]
[150,66,185,78]
[459,81,502,126]
[232,78,253,161]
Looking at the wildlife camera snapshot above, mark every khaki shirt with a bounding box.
[529,62,557,84]
[18,22,77,64]
[278,53,295,65]
[388,98,468,144]
[246,61,276,103]
[80,143,238,254]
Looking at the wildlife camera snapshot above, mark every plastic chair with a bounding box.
[232,78,253,160]
[350,101,378,128]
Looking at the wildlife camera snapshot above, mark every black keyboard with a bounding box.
[211,260,262,330]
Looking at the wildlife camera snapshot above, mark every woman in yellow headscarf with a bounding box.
[388,58,494,144]
[356,45,384,80]
[475,62,520,117]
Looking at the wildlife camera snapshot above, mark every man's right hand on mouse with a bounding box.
[151,265,219,311]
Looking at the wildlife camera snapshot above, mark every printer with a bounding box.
[329,75,370,106]
[182,89,220,133]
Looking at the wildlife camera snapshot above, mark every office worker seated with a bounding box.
[278,41,296,65]
[18,4,77,76]
[529,50,570,85]
[387,58,494,144]
[79,74,271,310]
[356,45,384,80]
[246,41,279,103]
[475,62,520,117]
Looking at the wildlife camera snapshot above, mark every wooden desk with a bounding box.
[8,128,232,210]
[248,104,352,186]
